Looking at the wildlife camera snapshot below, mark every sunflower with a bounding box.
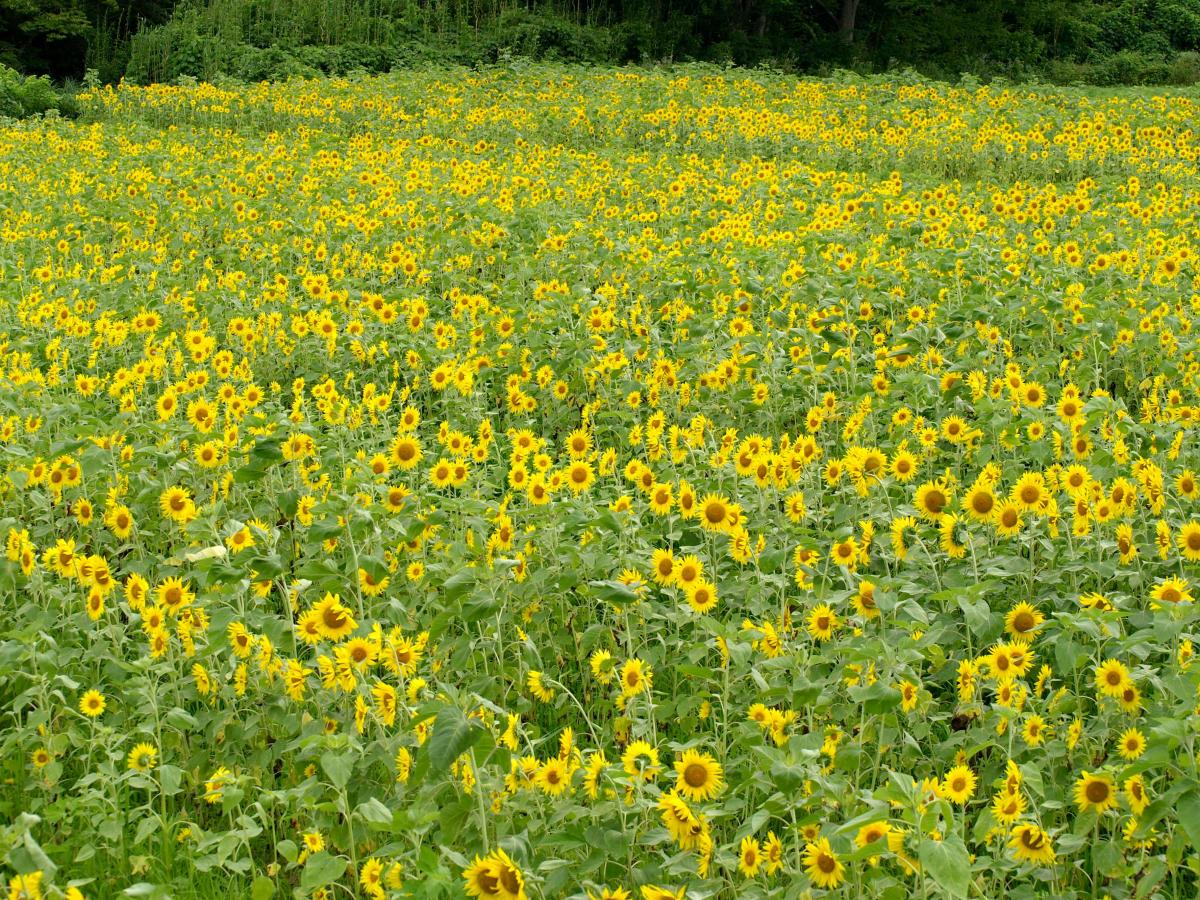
[429,458,454,489]
[296,609,324,645]
[358,568,389,597]
[738,836,762,877]
[1061,464,1090,496]
[914,480,951,520]
[648,482,673,515]
[156,576,195,615]
[462,848,526,900]
[159,485,196,524]
[1177,469,1199,499]
[203,766,233,804]
[1177,521,1200,560]
[127,742,158,772]
[565,428,592,459]
[1151,576,1192,605]
[79,689,106,718]
[806,603,838,641]
[994,500,1023,536]
[340,636,377,669]
[1117,727,1146,760]
[566,461,595,494]
[657,791,700,846]
[684,579,718,614]
[890,449,918,482]
[1125,774,1150,815]
[536,757,571,796]
[589,649,615,684]
[830,536,859,568]
[964,483,997,521]
[939,513,967,558]
[802,837,845,889]
[312,593,357,641]
[621,740,660,782]
[650,548,676,585]
[527,670,555,702]
[1012,472,1047,510]
[1004,602,1043,638]
[698,493,732,532]
[1116,523,1138,563]
[673,749,724,802]
[854,821,891,849]
[852,580,880,619]
[1009,824,1056,865]
[677,481,698,519]
[390,434,423,470]
[941,764,976,804]
[619,658,652,697]
[1073,771,1118,813]
[107,504,135,539]
[992,790,1026,824]
[1119,683,1142,713]
[1021,714,1048,747]
[1094,658,1130,698]
[784,490,807,522]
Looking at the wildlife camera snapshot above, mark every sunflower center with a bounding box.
[1085,781,1110,804]
[683,762,709,788]
[497,865,521,895]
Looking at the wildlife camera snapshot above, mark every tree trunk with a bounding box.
[838,0,860,44]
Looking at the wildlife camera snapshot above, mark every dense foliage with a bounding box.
[5,0,1200,85]
[3,65,1200,898]
[0,65,78,118]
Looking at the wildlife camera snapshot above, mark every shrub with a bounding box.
[0,65,78,118]
[1169,50,1200,84]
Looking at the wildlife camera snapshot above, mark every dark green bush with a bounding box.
[1169,50,1200,84]
[0,65,79,118]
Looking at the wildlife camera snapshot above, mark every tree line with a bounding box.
[4,0,1200,85]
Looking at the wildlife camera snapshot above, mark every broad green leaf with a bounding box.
[427,706,484,773]
[917,838,970,899]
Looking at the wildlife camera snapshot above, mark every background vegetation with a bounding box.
[4,0,1200,88]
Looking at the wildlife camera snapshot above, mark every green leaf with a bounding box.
[1177,789,1200,850]
[355,797,395,830]
[248,554,285,580]
[250,876,276,900]
[1135,858,1167,899]
[20,831,57,878]
[917,838,970,899]
[442,569,476,602]
[300,852,348,891]
[320,751,354,791]
[276,839,299,865]
[427,706,484,774]
[123,885,164,898]
[588,579,638,604]
[158,764,183,796]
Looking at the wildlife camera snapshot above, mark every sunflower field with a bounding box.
[2,65,1200,899]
